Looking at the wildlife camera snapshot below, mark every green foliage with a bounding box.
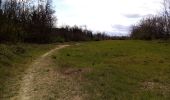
[54,40,170,100]
[0,22,25,42]
[54,36,65,43]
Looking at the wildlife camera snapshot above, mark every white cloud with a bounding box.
[54,0,162,35]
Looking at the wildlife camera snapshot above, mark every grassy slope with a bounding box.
[54,40,170,100]
[0,43,56,99]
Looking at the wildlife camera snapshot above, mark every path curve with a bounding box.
[17,45,70,100]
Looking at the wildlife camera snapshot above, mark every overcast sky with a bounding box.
[54,0,162,35]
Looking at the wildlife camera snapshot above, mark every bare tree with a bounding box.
[163,0,170,34]
[0,0,2,9]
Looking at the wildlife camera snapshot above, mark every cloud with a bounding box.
[112,25,129,30]
[112,25,130,34]
[54,0,162,35]
[123,14,143,18]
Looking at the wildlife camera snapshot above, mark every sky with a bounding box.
[54,0,162,36]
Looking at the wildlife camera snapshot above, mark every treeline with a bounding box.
[130,16,170,40]
[130,0,170,40]
[0,0,56,43]
[52,26,112,42]
[0,0,112,43]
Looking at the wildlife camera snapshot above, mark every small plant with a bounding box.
[13,46,26,54]
[52,55,57,59]
[66,53,70,56]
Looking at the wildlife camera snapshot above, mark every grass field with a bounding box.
[53,40,170,100]
[0,43,56,99]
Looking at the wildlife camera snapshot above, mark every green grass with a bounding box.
[0,43,56,99]
[54,40,170,100]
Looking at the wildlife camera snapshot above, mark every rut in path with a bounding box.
[15,45,83,100]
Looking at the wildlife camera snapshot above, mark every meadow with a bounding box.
[53,40,170,100]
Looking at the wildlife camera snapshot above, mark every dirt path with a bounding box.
[12,45,83,100]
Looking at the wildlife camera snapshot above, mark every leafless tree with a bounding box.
[0,0,1,5]
[163,0,170,34]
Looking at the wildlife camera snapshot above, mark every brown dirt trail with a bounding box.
[12,45,83,100]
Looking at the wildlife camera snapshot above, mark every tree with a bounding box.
[0,0,2,9]
[163,0,170,34]
[0,0,2,15]
[130,16,166,40]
